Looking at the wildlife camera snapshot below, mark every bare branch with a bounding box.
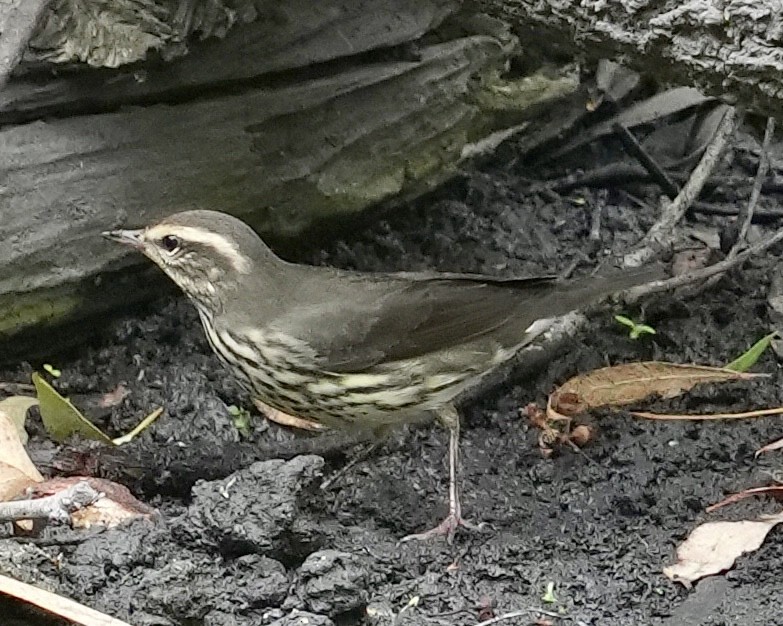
[623,106,740,268]
[0,481,101,524]
[730,116,776,258]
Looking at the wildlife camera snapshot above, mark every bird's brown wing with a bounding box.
[314,275,556,372]
[280,267,656,373]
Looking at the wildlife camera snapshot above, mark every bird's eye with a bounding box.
[161,235,180,253]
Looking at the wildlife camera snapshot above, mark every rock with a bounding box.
[178,456,325,561]
[287,549,370,617]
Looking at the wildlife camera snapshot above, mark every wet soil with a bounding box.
[2,128,783,626]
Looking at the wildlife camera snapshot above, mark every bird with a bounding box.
[104,209,659,541]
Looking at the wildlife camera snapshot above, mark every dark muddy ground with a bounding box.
[2,125,783,626]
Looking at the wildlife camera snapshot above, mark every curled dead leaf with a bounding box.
[664,513,783,586]
[0,396,38,443]
[0,412,43,500]
[548,361,763,421]
[550,392,586,418]
[0,461,38,505]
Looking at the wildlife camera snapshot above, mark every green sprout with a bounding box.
[42,363,62,378]
[725,331,780,372]
[614,315,656,340]
[542,581,557,604]
[227,404,252,436]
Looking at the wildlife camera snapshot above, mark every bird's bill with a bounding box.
[102,229,145,249]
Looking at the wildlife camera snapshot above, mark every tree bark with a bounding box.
[476,0,783,118]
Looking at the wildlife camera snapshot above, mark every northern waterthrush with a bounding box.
[104,210,659,541]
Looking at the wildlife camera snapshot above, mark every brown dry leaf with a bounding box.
[0,573,131,626]
[253,398,325,431]
[31,477,157,529]
[98,384,130,409]
[0,412,44,531]
[0,412,43,500]
[755,434,783,457]
[0,396,38,443]
[548,362,763,421]
[0,461,38,504]
[664,512,783,586]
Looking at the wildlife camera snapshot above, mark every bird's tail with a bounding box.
[524,263,665,322]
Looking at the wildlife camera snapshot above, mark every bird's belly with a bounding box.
[252,370,438,429]
[200,318,476,429]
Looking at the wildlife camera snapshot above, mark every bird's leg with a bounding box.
[400,404,483,543]
[252,398,325,432]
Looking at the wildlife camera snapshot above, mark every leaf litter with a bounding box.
[531,342,783,588]
[0,336,147,625]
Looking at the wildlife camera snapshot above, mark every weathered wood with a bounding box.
[9,0,458,123]
[26,0,783,120]
[27,0,456,69]
[478,0,783,118]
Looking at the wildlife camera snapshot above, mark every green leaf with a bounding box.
[229,405,252,436]
[615,315,656,340]
[43,363,61,378]
[614,314,635,328]
[32,372,114,445]
[725,331,780,372]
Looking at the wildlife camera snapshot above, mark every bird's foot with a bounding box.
[253,398,325,432]
[398,512,486,544]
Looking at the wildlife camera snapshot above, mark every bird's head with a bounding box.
[104,210,279,313]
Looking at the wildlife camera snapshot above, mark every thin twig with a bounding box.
[755,435,783,458]
[475,608,565,625]
[0,573,131,626]
[623,106,740,268]
[0,481,101,524]
[589,202,602,242]
[0,0,52,92]
[705,485,783,513]
[631,407,783,420]
[0,382,35,393]
[614,122,679,198]
[625,225,783,301]
[690,201,783,220]
[729,116,776,258]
